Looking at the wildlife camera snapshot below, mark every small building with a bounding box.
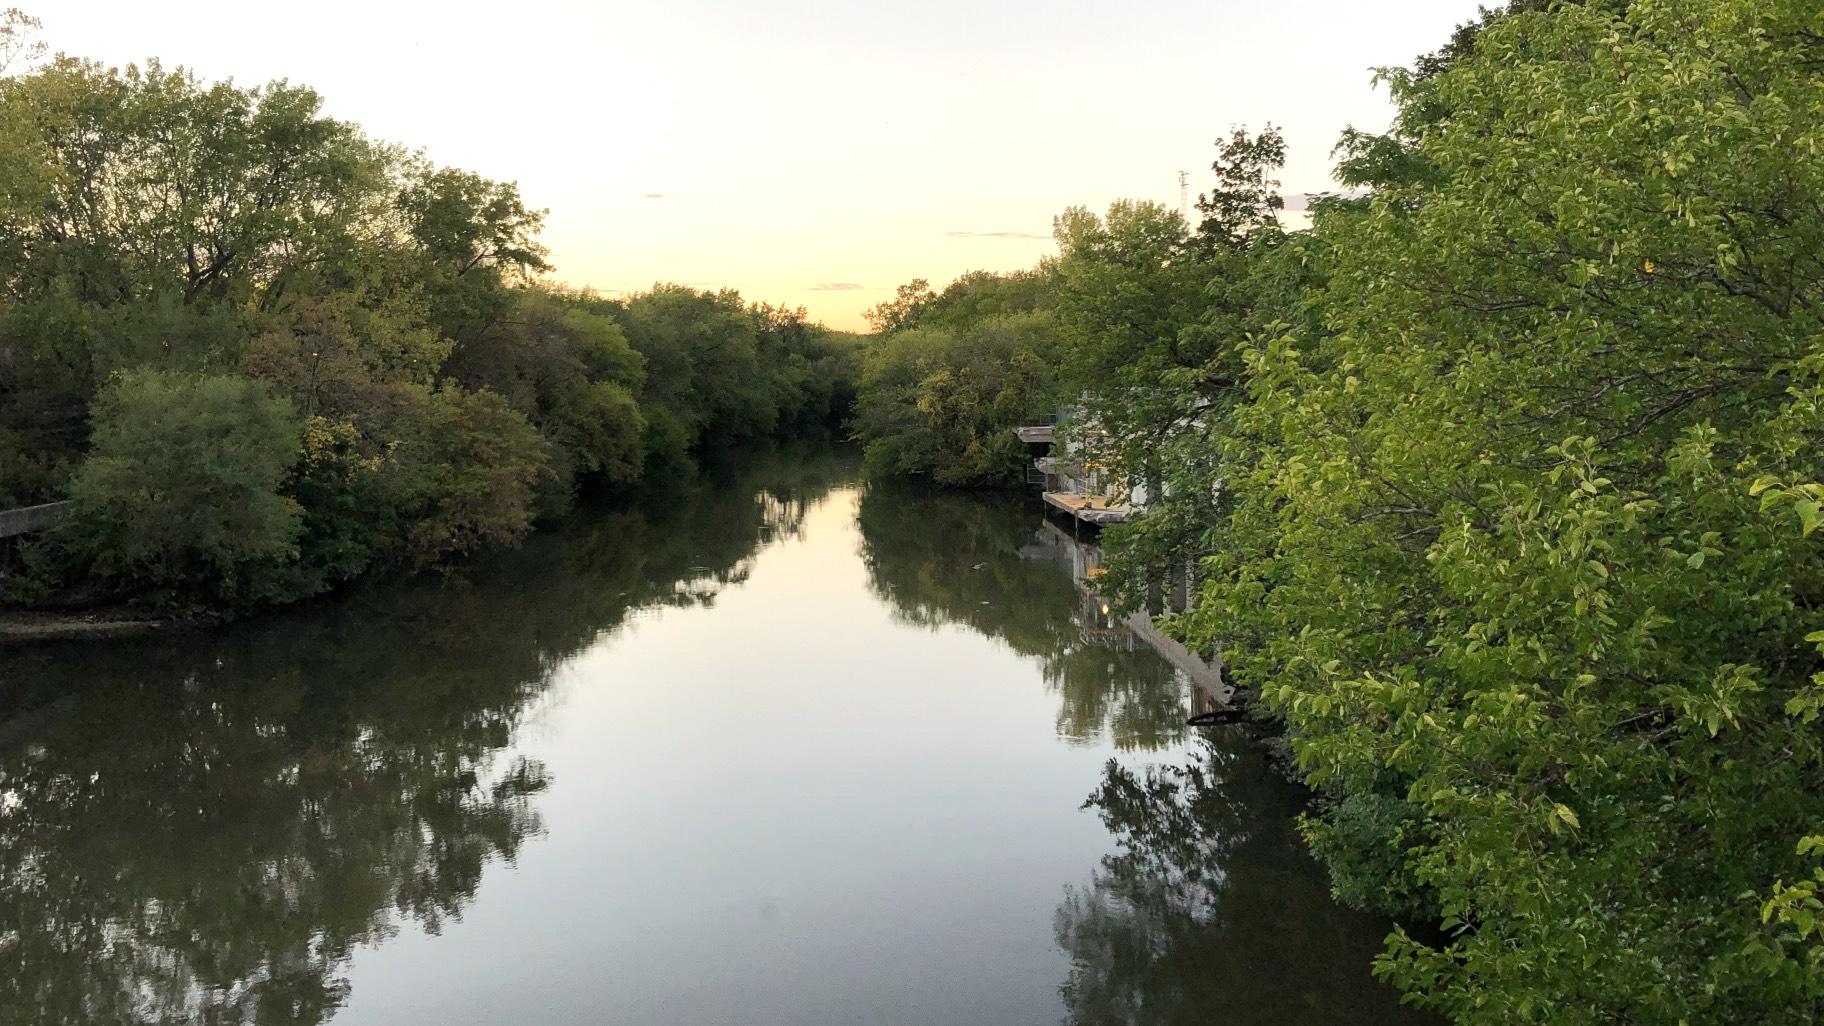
[1013,409,1144,527]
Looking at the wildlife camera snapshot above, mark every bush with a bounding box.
[1301,789,1438,921]
[63,370,303,605]
[385,386,551,562]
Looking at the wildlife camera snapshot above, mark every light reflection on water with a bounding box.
[0,443,1422,1026]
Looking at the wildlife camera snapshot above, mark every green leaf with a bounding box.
[1797,500,1823,537]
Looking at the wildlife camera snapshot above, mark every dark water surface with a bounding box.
[0,445,1423,1025]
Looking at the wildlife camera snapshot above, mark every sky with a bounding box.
[42,0,1488,331]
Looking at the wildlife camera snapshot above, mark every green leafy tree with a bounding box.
[443,285,647,499]
[617,286,765,451]
[750,302,863,430]
[854,311,1055,486]
[863,277,935,334]
[387,385,551,562]
[1156,1,1824,1021]
[1051,129,1303,615]
[0,31,859,611]
[62,370,303,604]
[852,268,1060,487]
[399,164,551,352]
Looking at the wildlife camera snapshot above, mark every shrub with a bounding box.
[64,370,302,605]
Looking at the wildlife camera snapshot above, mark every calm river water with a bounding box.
[0,444,1424,1026]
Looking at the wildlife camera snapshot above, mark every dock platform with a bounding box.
[1042,491,1133,525]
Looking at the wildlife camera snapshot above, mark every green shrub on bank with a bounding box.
[63,370,303,605]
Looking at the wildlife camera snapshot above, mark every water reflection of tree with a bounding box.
[0,441,848,1026]
[1056,735,1430,1026]
[855,481,1186,750]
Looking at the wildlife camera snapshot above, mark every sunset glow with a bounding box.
[49,0,1486,329]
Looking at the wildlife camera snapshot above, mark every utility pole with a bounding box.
[1179,170,1189,223]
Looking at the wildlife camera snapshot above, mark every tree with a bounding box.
[386,385,551,562]
[1192,124,1287,252]
[1168,1,1824,1021]
[863,277,934,334]
[0,35,861,612]
[63,370,303,604]
[616,285,771,462]
[0,8,43,74]
[399,165,550,346]
[443,285,647,499]
[1051,137,1304,616]
[854,311,1055,486]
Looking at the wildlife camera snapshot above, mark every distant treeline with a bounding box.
[855,1,1824,1023]
[0,12,859,609]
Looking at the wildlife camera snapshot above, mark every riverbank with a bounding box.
[0,436,856,644]
[0,605,223,642]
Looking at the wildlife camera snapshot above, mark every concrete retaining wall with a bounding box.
[0,501,72,539]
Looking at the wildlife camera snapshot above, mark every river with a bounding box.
[0,443,1425,1026]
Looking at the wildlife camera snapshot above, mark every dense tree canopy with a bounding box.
[854,270,1058,486]
[0,30,858,611]
[1206,3,1824,1020]
[11,0,1824,1017]
[62,370,303,604]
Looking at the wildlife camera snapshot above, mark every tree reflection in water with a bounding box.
[0,441,846,1026]
[3,454,1423,1025]
[854,478,1422,1025]
[1056,734,1430,1026]
[856,480,1189,751]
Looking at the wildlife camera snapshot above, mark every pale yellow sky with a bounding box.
[44,0,1486,331]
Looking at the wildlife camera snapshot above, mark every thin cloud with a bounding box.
[945,230,1047,240]
[805,282,865,291]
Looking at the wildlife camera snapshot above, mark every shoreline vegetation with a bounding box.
[844,1,1824,1023]
[0,606,187,641]
[0,9,861,623]
[5,0,1824,1023]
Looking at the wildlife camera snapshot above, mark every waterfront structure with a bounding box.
[1014,409,1144,527]
[1015,414,1226,704]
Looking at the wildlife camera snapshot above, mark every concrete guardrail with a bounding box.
[0,501,72,539]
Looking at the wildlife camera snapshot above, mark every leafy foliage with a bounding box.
[63,370,303,605]
[854,272,1058,486]
[1174,2,1824,1021]
[0,30,857,612]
